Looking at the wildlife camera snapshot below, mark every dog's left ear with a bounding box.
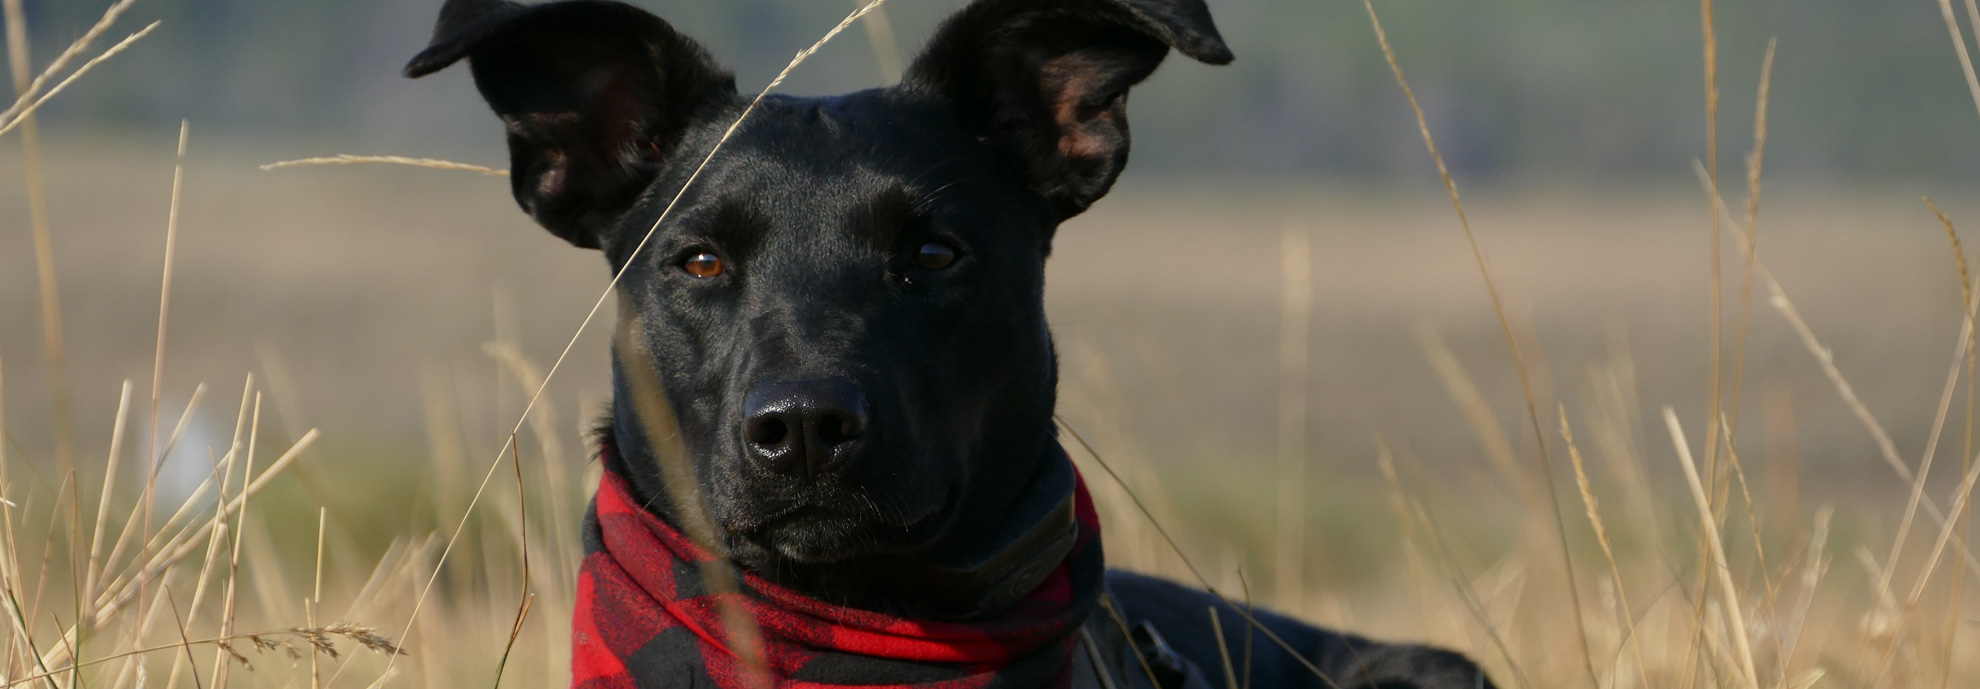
[905,0,1231,221]
[404,0,737,249]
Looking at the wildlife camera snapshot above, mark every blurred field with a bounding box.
[4,130,1980,687]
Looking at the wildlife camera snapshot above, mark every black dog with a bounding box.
[407,0,1497,687]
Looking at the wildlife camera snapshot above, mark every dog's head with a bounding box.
[407,0,1228,606]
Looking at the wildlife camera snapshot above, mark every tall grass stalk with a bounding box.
[1561,408,1649,689]
[1693,163,1980,580]
[0,0,142,127]
[617,308,769,687]
[1929,197,1977,689]
[1359,1,1601,684]
[1416,326,1529,503]
[260,156,508,177]
[82,382,132,607]
[1275,230,1312,611]
[0,21,159,141]
[1938,0,1980,118]
[1663,409,1758,689]
[1,0,72,476]
[852,0,903,84]
[141,121,190,676]
[1869,454,1980,685]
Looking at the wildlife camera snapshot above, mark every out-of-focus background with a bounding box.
[4,0,1980,687]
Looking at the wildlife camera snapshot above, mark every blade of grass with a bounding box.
[1929,197,1976,689]
[1374,437,1438,636]
[1404,499,1532,689]
[1700,0,1725,517]
[1208,606,1240,689]
[1934,37,1980,671]
[1275,230,1312,611]
[100,383,208,593]
[0,318,15,679]
[165,593,203,689]
[0,21,160,140]
[1663,408,1760,689]
[1062,418,1404,689]
[209,393,262,689]
[1692,3,1731,684]
[490,433,532,689]
[311,507,325,689]
[484,341,576,592]
[1779,506,1830,670]
[64,476,79,689]
[147,119,190,550]
[259,155,507,176]
[1561,407,1649,689]
[1,0,74,475]
[616,305,768,687]
[1720,38,1775,490]
[1094,593,1169,689]
[1359,1,1599,683]
[852,0,903,83]
[108,566,176,689]
[1867,450,1980,686]
[0,390,54,685]
[104,427,316,616]
[1938,0,1980,120]
[1717,414,1789,684]
[1416,325,1530,501]
[10,625,401,688]
[83,381,132,607]
[0,0,141,125]
[1237,570,1254,689]
[1692,163,1980,581]
[111,372,252,652]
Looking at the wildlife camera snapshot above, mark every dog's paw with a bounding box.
[1344,645,1498,689]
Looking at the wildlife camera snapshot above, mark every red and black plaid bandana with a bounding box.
[572,458,1105,689]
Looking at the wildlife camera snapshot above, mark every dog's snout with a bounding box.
[742,378,868,481]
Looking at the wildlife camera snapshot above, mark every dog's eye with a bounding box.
[914,242,958,271]
[682,252,724,278]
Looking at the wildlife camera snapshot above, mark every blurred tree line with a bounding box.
[14,0,1980,181]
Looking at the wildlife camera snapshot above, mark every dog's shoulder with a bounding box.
[1100,570,1497,689]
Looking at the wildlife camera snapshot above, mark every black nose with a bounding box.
[742,378,868,481]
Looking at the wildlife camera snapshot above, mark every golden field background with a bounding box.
[4,139,1980,686]
[5,0,1980,686]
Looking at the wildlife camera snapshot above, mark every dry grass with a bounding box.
[3,0,1980,687]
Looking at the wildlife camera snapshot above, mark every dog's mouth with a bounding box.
[735,487,957,565]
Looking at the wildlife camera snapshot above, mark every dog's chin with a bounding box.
[757,511,874,564]
[734,497,953,567]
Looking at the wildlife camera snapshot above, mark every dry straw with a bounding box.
[1275,230,1312,610]
[260,155,509,177]
[2,0,72,474]
[1360,0,1600,684]
[1692,163,1980,581]
[1559,407,1649,689]
[0,21,158,140]
[1663,409,1760,689]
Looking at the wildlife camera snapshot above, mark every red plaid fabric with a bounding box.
[572,452,1105,689]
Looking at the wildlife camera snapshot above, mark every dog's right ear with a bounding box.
[405,0,736,249]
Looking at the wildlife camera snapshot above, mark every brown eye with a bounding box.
[914,242,958,271]
[682,252,724,278]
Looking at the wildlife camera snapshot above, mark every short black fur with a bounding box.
[408,1,1497,687]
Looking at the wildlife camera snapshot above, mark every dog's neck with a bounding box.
[598,410,1079,620]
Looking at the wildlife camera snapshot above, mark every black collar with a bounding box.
[921,443,1080,618]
